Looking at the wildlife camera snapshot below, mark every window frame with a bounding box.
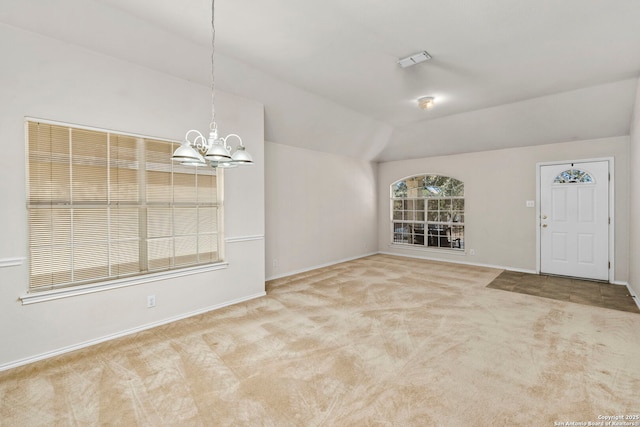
[390,174,465,252]
[22,118,227,302]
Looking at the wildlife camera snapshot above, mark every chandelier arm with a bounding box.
[194,134,209,152]
[185,130,208,153]
[222,133,244,148]
[185,129,203,143]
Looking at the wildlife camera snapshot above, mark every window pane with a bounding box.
[110,135,139,203]
[393,223,410,243]
[148,238,173,271]
[30,245,72,290]
[393,182,407,197]
[73,244,109,282]
[28,123,71,204]
[199,207,218,234]
[451,226,465,249]
[146,140,173,203]
[71,129,108,203]
[73,209,108,243]
[197,172,217,204]
[147,208,172,238]
[111,208,139,241]
[175,236,198,266]
[198,233,219,263]
[111,240,140,276]
[174,208,198,236]
[173,170,197,204]
[439,199,451,210]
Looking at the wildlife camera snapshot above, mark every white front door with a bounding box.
[540,161,609,281]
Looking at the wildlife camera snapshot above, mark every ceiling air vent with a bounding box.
[397,51,432,68]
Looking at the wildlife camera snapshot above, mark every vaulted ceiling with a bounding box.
[2,0,640,161]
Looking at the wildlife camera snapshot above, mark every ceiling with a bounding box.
[2,0,640,161]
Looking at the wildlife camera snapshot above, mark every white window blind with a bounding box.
[27,120,221,292]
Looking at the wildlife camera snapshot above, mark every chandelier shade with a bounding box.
[171,0,253,169]
[231,145,253,164]
[172,142,206,165]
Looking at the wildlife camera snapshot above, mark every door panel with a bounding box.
[577,234,594,263]
[551,232,567,261]
[577,187,595,222]
[540,161,608,280]
[551,188,567,221]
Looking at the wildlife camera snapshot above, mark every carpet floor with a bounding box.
[1,254,640,426]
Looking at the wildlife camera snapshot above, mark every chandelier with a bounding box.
[172,0,253,168]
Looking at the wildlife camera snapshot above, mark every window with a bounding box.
[391,174,464,250]
[553,169,594,184]
[26,120,222,292]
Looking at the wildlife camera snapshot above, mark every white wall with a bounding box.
[0,24,265,369]
[378,137,630,282]
[629,78,640,297]
[265,142,377,279]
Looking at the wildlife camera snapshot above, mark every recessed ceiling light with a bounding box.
[397,51,432,68]
[418,96,435,110]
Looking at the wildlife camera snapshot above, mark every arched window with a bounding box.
[553,169,594,184]
[391,174,464,250]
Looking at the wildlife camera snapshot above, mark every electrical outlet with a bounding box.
[469,249,475,256]
[147,295,156,308]
[272,259,278,268]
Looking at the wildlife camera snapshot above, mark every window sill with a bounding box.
[19,262,229,305]
[389,243,467,256]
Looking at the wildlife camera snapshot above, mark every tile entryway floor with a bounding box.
[487,271,640,314]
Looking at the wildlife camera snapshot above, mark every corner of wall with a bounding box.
[628,77,640,297]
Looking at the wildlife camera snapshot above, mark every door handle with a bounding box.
[542,224,548,228]
[542,215,548,219]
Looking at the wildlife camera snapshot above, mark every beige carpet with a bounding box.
[2,254,640,426]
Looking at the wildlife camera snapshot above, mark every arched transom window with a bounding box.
[391,174,465,250]
[553,169,594,184]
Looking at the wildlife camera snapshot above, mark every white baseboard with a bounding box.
[377,251,536,274]
[625,283,640,311]
[0,291,266,372]
[611,280,629,286]
[266,252,379,281]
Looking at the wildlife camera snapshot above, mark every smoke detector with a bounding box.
[397,51,432,68]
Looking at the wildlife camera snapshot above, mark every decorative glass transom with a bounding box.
[553,169,594,184]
